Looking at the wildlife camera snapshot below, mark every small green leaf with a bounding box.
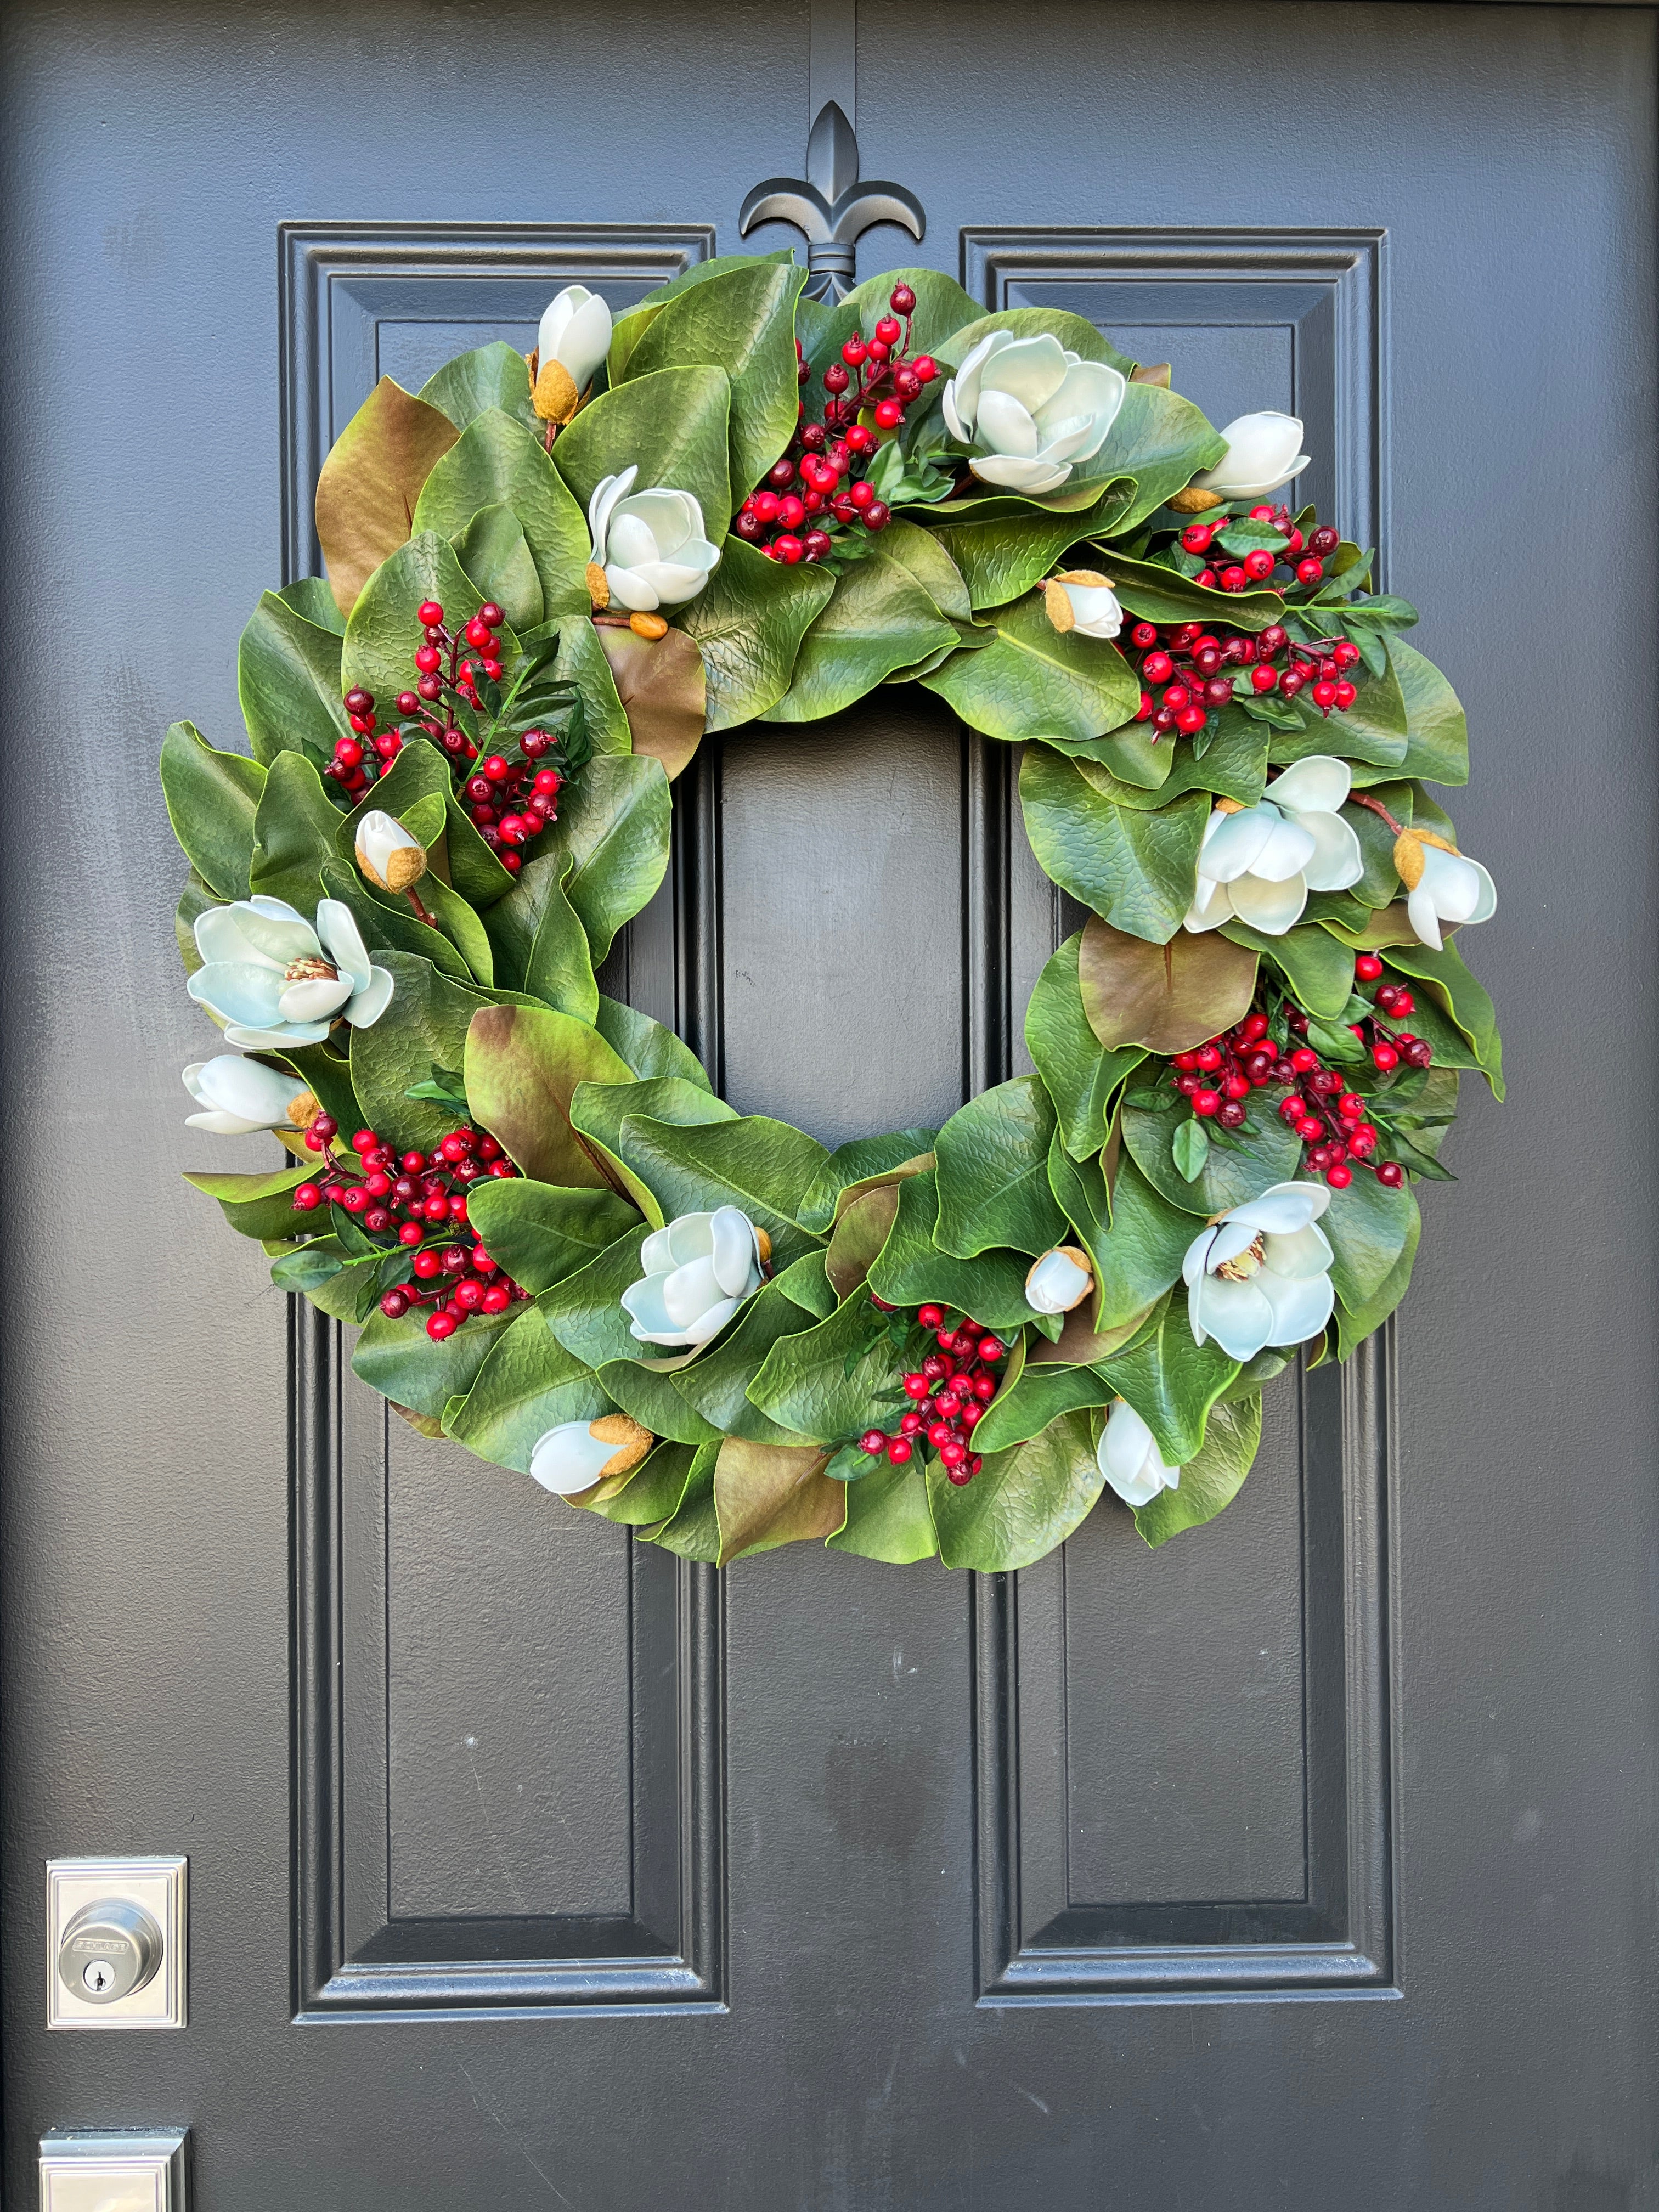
[183,1163,311,1240]
[674,535,835,729]
[1171,1116,1210,1182]
[593,996,712,1090]
[419,341,539,435]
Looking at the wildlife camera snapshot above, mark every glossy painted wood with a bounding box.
[2,3,1655,2205]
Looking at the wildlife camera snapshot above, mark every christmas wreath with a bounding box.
[165,255,1500,1571]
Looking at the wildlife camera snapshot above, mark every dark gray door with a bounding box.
[4,4,1653,2205]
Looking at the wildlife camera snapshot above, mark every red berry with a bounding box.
[1289,1047,1319,1073]
[426,1312,459,1341]
[769,458,796,489]
[903,1373,930,1400]
[1130,622,1159,649]
[777,495,806,529]
[1355,953,1384,981]
[465,617,491,648]
[861,1430,888,1455]
[753,490,780,524]
[1348,1125,1378,1159]
[887,1437,913,1465]
[1372,1043,1400,1071]
[1244,548,1276,580]
[1193,1090,1222,1117]
[1333,680,1357,709]
[1326,1163,1353,1189]
[416,600,444,627]
[1257,625,1287,658]
[1296,557,1324,586]
[890,283,917,314]
[1180,523,1214,554]
[917,1304,945,1329]
[294,1183,323,1211]
[1220,566,1249,592]
[1250,664,1279,693]
[380,1289,411,1319]
[1223,1074,1251,1102]
[1194,568,1216,589]
[873,398,904,430]
[481,1283,512,1313]
[1376,1161,1406,1189]
[1309,526,1340,556]
[414,644,442,674]
[1176,703,1206,733]
[874,315,902,346]
[977,1336,1004,1362]
[911,355,938,382]
[972,1373,996,1402]
[1142,651,1173,684]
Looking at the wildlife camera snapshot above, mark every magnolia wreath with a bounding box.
[165,256,1500,1571]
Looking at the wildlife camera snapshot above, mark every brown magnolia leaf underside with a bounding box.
[1079,913,1259,1055]
[598,625,707,781]
[462,1002,633,1192]
[315,377,460,618]
[713,1437,844,1564]
[1029,1299,1156,1367]
[826,1183,903,1301]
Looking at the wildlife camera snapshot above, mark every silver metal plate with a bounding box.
[40,2130,188,2211]
[46,1859,187,2030]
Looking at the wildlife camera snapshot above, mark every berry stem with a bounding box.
[1351,792,1407,835]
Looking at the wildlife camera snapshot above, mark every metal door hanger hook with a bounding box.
[740,99,925,302]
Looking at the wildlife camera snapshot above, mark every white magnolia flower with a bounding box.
[533,284,613,420]
[1398,832,1497,952]
[1183,1181,1334,1362]
[530,1414,652,1497]
[1185,755,1364,938]
[588,464,720,613]
[1192,411,1311,501]
[353,809,426,895]
[620,1205,765,1348]
[1098,1399,1180,1508]
[182,1053,304,1136]
[1041,569,1123,641]
[1025,1246,1094,1314]
[942,331,1126,495]
[188,895,393,1050]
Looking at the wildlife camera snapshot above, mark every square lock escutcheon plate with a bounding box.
[46,1858,187,2029]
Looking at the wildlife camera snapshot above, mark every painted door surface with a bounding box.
[3,4,1654,2206]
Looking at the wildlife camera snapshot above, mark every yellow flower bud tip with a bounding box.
[629,611,669,640]
[1041,579,1075,634]
[585,561,611,611]
[1169,486,1223,513]
[754,1227,773,1267]
[1054,568,1113,589]
[1131,361,1172,389]
[1392,828,1426,890]
[286,1088,323,1130]
[1417,829,1460,856]
[1214,796,1247,815]
[354,811,428,894]
[533,358,580,424]
[588,1413,653,1480]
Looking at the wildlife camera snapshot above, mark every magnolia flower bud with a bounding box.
[183,1053,307,1135]
[1393,828,1496,951]
[1191,411,1312,502]
[354,810,427,895]
[1025,1246,1095,1314]
[530,1414,654,1497]
[1098,1400,1181,1508]
[1041,570,1122,641]
[532,284,613,421]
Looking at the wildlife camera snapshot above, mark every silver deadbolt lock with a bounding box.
[58,1898,163,2005]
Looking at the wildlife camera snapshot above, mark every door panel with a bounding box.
[4,3,1656,2207]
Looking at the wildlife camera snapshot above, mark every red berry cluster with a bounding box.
[1177,507,1341,595]
[291,1118,531,1339]
[1167,961,1433,1190]
[859,1303,1005,1486]
[735,282,938,565]
[1130,613,1363,740]
[330,599,569,876]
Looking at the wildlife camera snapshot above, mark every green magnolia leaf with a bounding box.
[585,1437,708,1528]
[1268,654,1407,771]
[442,1299,612,1471]
[518,862,599,1022]
[593,995,712,1090]
[1019,748,1208,944]
[419,342,539,436]
[1087,1155,1198,1330]
[539,1222,652,1370]
[1220,920,1354,1020]
[314,377,461,618]
[934,1076,1069,1260]
[674,535,836,729]
[613,1114,830,1266]
[276,577,347,635]
[668,1283,821,1448]
[1121,1096,1302,1217]
[160,721,266,901]
[448,505,543,633]
[249,749,343,911]
[238,590,351,766]
[463,1001,634,1189]
[923,591,1138,743]
[970,1360,1116,1454]
[349,951,490,1154]
[534,753,672,967]
[464,1177,642,1295]
[1133,1392,1263,1548]
[876,520,974,624]
[548,613,632,754]
[1322,1170,1420,1308]
[866,1170,1042,1329]
[596,1360,723,1449]
[928,1407,1104,1571]
[763,546,959,720]
[412,408,591,620]
[315,859,471,988]
[826,1460,939,1562]
[1383,936,1504,1097]
[825,1185,906,1300]
[1391,636,1469,786]
[1101,551,1284,633]
[928,500,1115,612]
[1099,1291,1240,1464]
[552,364,733,537]
[340,532,517,716]
[798,1131,939,1233]
[182,1163,312,1240]
[746,1296,910,1446]
[571,1075,736,1222]
[1025,933,1144,1159]
[1086,382,1226,533]
[175,870,216,975]
[933,307,1135,376]
[1077,911,1260,1052]
[649,1442,724,1559]
[351,1306,514,1422]
[1335,1200,1421,1357]
[712,1435,844,1564]
[624,260,806,504]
